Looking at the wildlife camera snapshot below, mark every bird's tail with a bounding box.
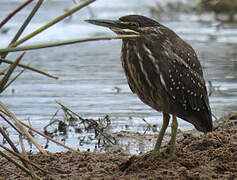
[190,110,213,133]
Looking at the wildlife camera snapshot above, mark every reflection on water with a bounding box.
[0,0,236,152]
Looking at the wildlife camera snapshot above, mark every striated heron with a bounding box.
[86,15,213,159]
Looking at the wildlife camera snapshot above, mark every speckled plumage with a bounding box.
[119,15,212,132]
[86,15,213,158]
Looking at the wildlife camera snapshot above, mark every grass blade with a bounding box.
[0,53,25,93]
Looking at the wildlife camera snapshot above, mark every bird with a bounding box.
[86,15,213,159]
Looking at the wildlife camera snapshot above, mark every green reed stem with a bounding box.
[10,0,96,47]
[0,35,139,53]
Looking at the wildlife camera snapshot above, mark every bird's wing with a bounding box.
[158,52,210,112]
[170,33,204,76]
[163,26,204,76]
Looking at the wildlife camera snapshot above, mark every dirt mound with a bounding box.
[0,112,236,179]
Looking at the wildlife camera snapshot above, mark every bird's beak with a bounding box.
[85,19,123,29]
[85,19,138,34]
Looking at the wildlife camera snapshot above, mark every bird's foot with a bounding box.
[139,149,161,161]
[163,145,176,161]
[168,151,176,161]
[119,149,175,171]
[119,150,160,171]
[167,152,176,161]
[140,149,177,161]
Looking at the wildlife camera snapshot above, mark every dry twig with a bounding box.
[0,143,52,175]
[0,101,47,155]
[56,102,117,146]
[0,150,43,180]
[20,121,77,152]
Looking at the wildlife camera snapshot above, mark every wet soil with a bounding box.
[0,112,237,180]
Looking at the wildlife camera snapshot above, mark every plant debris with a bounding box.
[43,102,116,150]
[0,112,236,179]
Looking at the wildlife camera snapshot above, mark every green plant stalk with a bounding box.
[2,69,25,93]
[0,35,139,53]
[0,58,59,79]
[10,0,96,47]
[0,53,24,93]
[0,0,33,28]
[9,0,44,46]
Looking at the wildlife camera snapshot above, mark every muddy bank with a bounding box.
[0,112,236,179]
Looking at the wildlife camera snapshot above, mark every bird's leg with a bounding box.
[169,115,178,159]
[153,113,170,155]
[138,113,170,160]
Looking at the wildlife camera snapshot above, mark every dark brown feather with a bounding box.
[121,25,212,132]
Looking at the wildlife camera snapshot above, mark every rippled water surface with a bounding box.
[0,0,236,152]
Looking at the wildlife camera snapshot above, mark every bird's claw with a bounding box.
[138,149,161,161]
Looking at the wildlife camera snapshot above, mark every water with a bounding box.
[0,0,236,152]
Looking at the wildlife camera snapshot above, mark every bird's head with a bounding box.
[85,15,160,35]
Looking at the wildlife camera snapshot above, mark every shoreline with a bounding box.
[0,112,236,179]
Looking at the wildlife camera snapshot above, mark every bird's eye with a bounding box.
[121,21,139,28]
[129,22,139,27]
